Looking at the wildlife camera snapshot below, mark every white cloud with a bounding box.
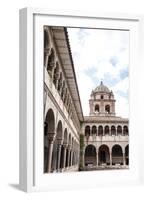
[112,77,129,93]
[68,28,129,118]
[95,61,119,80]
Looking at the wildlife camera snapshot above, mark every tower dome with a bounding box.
[94,81,110,93]
[89,81,116,116]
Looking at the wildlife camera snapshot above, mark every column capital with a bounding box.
[57,138,63,145]
[67,144,71,150]
[47,132,55,143]
[63,143,68,148]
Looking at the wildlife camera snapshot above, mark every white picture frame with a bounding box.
[19,7,144,192]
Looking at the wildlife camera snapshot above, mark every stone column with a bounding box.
[73,151,75,165]
[110,151,112,166]
[47,140,54,173]
[96,151,99,166]
[63,144,67,169]
[77,151,79,165]
[75,151,77,165]
[70,151,73,166]
[103,125,105,136]
[82,149,85,167]
[78,148,80,166]
[51,143,57,172]
[47,133,55,173]
[123,153,126,166]
[57,140,62,172]
[67,146,71,168]
[90,127,92,136]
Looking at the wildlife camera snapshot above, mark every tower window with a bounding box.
[105,105,110,113]
[101,95,104,99]
[95,104,99,112]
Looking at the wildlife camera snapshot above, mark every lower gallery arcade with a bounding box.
[83,123,129,169]
[44,101,79,173]
[44,107,79,173]
[84,144,129,168]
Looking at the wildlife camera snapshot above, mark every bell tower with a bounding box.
[89,81,116,116]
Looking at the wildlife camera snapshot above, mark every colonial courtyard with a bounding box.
[44,26,129,173]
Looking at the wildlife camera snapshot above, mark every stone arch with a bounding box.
[123,126,129,135]
[56,120,63,140]
[98,144,110,165]
[63,128,68,144]
[47,48,55,75]
[95,104,99,112]
[125,144,129,165]
[85,125,90,136]
[44,108,55,138]
[105,104,110,113]
[104,125,109,135]
[68,133,72,146]
[92,125,97,135]
[98,125,103,136]
[117,125,122,135]
[44,108,55,173]
[112,144,123,165]
[111,125,116,135]
[85,145,96,166]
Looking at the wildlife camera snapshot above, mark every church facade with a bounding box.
[44,26,129,173]
[81,81,129,170]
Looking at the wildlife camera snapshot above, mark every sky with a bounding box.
[67,28,129,118]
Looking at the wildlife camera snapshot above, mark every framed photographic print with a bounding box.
[19,8,144,192]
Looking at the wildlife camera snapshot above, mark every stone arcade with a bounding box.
[44,26,129,173]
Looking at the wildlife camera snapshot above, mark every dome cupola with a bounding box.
[94,81,110,93]
[89,81,116,116]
